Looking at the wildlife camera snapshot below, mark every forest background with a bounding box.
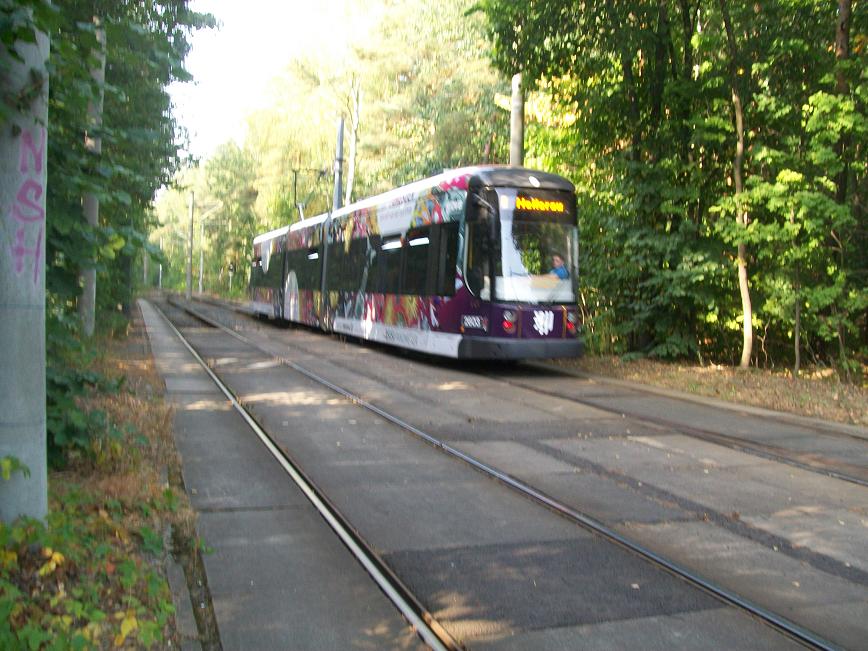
[155,0,866,379]
[1,1,863,645]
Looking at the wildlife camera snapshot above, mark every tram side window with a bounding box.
[344,238,370,292]
[379,238,403,294]
[404,226,432,296]
[301,248,320,290]
[435,222,458,297]
[286,248,318,290]
[285,249,300,285]
[250,257,263,286]
[327,240,344,291]
[355,236,379,293]
[265,240,285,287]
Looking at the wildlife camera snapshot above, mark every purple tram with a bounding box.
[249,166,582,360]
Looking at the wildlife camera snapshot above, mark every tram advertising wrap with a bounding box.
[248,166,583,360]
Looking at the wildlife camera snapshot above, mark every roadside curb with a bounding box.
[165,526,202,651]
[529,360,868,441]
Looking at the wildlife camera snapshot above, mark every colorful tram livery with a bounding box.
[249,166,583,360]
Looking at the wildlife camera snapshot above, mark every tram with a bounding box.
[249,166,582,359]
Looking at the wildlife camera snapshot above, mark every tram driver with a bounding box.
[549,253,569,280]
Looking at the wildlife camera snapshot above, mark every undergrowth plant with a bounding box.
[0,486,180,649]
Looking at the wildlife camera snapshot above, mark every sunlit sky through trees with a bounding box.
[169,0,365,160]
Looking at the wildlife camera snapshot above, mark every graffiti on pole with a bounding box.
[7,126,46,285]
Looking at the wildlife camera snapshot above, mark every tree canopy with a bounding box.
[478,0,865,374]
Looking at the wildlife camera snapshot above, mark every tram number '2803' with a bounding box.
[533,310,554,336]
[461,314,488,332]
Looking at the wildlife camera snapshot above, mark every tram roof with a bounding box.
[289,212,328,232]
[252,225,289,245]
[467,166,575,192]
[252,167,575,242]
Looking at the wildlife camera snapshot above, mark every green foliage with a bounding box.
[0,487,176,649]
[4,0,214,464]
[45,1,214,313]
[347,0,509,192]
[0,1,57,123]
[44,312,126,467]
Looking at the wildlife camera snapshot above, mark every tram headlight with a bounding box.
[502,310,517,334]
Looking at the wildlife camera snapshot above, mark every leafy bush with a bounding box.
[45,311,146,470]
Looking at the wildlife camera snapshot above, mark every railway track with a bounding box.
[153,300,460,651]
[191,293,868,490]
[162,294,845,651]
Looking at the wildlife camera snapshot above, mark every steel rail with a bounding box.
[169,296,841,651]
[153,300,459,651]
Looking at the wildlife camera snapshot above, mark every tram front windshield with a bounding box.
[494,188,578,304]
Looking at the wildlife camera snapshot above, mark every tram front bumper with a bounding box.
[457,336,584,360]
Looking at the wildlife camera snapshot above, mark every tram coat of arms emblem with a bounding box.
[532,310,554,336]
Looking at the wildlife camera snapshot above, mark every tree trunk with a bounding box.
[677,0,696,164]
[649,2,670,133]
[793,298,801,379]
[78,17,106,337]
[0,17,50,522]
[332,117,344,212]
[602,0,641,160]
[833,0,852,378]
[482,132,494,163]
[793,265,801,379]
[719,1,753,368]
[834,0,851,204]
[186,191,194,300]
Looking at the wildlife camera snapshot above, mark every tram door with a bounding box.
[465,192,495,301]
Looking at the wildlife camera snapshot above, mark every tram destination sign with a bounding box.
[515,195,566,213]
[508,190,575,224]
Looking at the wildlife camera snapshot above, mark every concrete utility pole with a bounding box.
[78,17,106,337]
[0,20,50,521]
[333,116,345,212]
[186,191,194,301]
[510,73,524,167]
[344,79,361,207]
[197,202,222,295]
[198,217,205,295]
